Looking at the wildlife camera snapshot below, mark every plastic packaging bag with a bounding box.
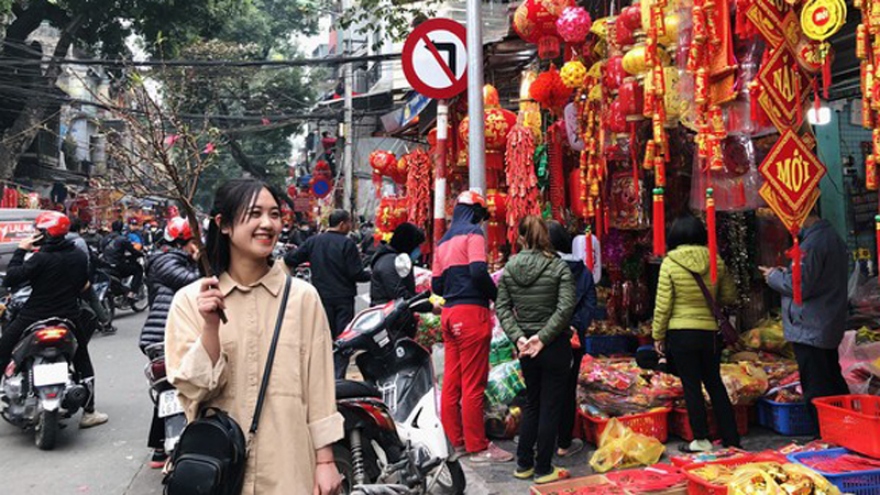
[484,360,525,407]
[726,462,841,495]
[589,418,665,473]
[716,362,769,405]
[432,343,445,389]
[489,323,515,367]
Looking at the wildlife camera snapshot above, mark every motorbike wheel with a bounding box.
[130,285,148,313]
[35,410,59,451]
[429,460,466,495]
[333,443,355,495]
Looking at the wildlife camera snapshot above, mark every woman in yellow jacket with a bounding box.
[652,215,740,452]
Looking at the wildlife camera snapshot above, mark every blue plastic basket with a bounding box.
[582,335,637,356]
[788,448,880,495]
[756,398,817,436]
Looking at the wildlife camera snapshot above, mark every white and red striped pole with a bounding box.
[434,100,448,245]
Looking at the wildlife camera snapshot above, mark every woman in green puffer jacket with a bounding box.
[496,216,575,484]
[653,215,741,453]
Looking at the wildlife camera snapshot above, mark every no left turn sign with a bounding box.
[402,18,468,100]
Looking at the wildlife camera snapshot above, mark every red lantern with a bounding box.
[604,56,626,91]
[514,0,574,59]
[608,98,627,133]
[459,85,517,171]
[615,21,636,47]
[487,190,507,220]
[619,5,643,31]
[369,150,396,176]
[618,78,644,118]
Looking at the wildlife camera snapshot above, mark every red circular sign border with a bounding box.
[402,18,468,100]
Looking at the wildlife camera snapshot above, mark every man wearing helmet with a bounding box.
[432,190,513,463]
[0,211,109,428]
[102,219,145,299]
[138,217,201,468]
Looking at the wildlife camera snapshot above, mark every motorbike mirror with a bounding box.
[394,253,413,278]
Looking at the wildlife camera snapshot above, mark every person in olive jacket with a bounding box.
[652,215,740,453]
[496,216,575,485]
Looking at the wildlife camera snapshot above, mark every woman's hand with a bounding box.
[654,339,665,356]
[516,337,530,355]
[197,277,225,328]
[313,462,342,495]
[523,335,544,357]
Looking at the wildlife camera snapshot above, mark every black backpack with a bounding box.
[164,276,291,495]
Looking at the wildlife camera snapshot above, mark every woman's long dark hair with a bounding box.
[205,178,283,274]
[518,215,555,258]
[667,214,708,251]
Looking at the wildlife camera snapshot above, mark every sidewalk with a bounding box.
[458,429,809,494]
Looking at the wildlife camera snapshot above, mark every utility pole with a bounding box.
[342,0,354,212]
[466,0,485,194]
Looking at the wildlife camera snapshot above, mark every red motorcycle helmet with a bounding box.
[164,217,193,243]
[34,211,71,238]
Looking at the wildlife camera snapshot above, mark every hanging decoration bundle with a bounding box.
[505,124,542,247]
[404,148,433,235]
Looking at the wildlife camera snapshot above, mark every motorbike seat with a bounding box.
[335,379,381,399]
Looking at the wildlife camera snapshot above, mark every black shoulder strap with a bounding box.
[249,275,292,437]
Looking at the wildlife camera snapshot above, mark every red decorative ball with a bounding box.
[530,66,573,111]
[369,150,397,176]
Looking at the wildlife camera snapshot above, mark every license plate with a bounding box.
[158,390,185,418]
[32,362,68,387]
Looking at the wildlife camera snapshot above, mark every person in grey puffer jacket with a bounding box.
[496,216,575,484]
[138,217,200,468]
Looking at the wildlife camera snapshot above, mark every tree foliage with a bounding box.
[339,0,442,49]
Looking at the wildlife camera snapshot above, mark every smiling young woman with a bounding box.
[164,179,344,495]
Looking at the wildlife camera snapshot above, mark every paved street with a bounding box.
[0,310,164,495]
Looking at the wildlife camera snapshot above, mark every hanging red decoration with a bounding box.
[505,125,541,247]
[459,85,517,171]
[585,227,595,272]
[513,0,573,59]
[653,188,666,257]
[706,188,718,283]
[404,149,433,233]
[530,66,573,113]
[548,121,566,221]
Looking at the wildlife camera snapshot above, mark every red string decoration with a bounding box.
[707,187,718,283]
[549,122,567,221]
[653,188,666,257]
[585,227,594,271]
[787,231,803,305]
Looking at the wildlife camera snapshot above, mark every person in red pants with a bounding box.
[432,191,513,463]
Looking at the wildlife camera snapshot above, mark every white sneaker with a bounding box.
[80,411,109,429]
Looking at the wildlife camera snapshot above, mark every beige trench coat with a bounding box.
[165,262,344,495]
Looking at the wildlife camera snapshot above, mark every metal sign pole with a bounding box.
[434,100,448,244]
[466,0,485,194]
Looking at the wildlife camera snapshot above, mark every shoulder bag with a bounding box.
[164,276,292,495]
[682,269,739,346]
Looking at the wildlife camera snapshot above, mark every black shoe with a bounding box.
[102,324,118,334]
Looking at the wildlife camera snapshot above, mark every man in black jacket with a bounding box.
[102,220,144,299]
[138,217,200,468]
[0,212,108,428]
[285,210,370,377]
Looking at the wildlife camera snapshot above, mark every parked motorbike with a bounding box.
[333,292,465,495]
[143,343,186,454]
[93,255,148,319]
[0,317,90,450]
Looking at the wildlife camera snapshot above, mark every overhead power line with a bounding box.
[0,51,403,69]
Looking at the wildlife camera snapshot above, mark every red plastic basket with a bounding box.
[670,405,750,441]
[579,407,671,445]
[814,395,880,459]
[683,455,756,495]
